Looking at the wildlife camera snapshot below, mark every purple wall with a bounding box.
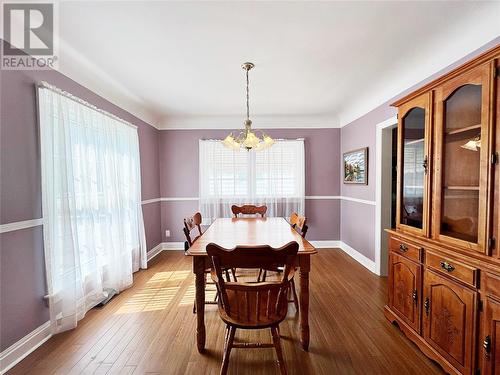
[159,128,341,242]
[0,227,48,349]
[340,37,500,262]
[0,67,162,351]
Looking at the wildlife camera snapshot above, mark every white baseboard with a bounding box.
[156,240,377,274]
[163,242,184,250]
[147,242,184,264]
[146,243,164,261]
[309,240,376,273]
[0,321,52,374]
[308,240,342,248]
[337,241,377,274]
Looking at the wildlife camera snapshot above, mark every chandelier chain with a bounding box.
[222,62,274,151]
[246,68,250,120]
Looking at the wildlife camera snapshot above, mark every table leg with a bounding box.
[194,257,206,353]
[299,255,310,351]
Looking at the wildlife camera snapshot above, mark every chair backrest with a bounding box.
[207,241,299,325]
[231,204,267,218]
[289,212,308,238]
[183,212,203,248]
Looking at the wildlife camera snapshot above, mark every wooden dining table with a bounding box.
[186,217,317,352]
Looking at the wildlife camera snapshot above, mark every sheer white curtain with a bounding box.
[199,140,250,220]
[253,140,305,217]
[199,139,304,223]
[38,82,147,334]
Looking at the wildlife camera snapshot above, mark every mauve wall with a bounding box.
[0,67,162,351]
[159,128,341,242]
[340,37,500,263]
[340,104,395,261]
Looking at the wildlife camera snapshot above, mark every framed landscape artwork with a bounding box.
[343,147,368,184]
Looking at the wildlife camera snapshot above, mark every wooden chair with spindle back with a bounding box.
[231,204,267,218]
[207,241,299,375]
[183,212,203,250]
[257,212,308,311]
[183,212,234,313]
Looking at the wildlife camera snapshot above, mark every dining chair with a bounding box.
[183,212,203,249]
[231,204,267,217]
[257,212,308,311]
[183,212,235,313]
[207,241,299,375]
[289,212,308,238]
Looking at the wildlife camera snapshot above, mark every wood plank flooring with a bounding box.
[8,249,444,375]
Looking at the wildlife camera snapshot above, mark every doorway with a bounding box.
[375,116,398,276]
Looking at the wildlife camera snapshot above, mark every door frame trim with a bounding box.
[375,115,398,276]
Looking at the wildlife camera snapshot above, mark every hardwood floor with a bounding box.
[8,249,444,375]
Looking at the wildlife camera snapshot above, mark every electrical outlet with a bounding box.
[165,230,170,238]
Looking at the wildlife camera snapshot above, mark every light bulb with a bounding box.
[263,134,275,148]
[243,131,260,149]
[254,142,264,151]
[222,134,235,149]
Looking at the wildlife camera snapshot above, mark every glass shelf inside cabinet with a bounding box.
[401,107,425,230]
[440,84,482,244]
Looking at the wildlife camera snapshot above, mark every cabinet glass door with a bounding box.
[433,64,492,252]
[396,93,431,236]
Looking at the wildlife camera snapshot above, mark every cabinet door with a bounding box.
[482,297,500,375]
[423,270,477,374]
[389,252,422,332]
[396,92,432,237]
[433,63,494,253]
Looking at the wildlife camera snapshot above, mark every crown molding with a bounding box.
[337,29,500,127]
[55,37,162,130]
[156,114,340,130]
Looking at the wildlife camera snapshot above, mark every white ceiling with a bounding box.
[56,1,500,129]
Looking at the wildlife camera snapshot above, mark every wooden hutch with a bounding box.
[385,44,500,375]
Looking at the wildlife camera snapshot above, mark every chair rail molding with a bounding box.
[145,196,376,205]
[0,218,44,234]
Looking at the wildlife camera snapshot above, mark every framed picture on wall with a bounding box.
[343,147,368,184]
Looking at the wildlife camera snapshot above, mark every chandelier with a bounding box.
[222,62,275,151]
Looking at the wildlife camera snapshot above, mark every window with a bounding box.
[38,82,146,333]
[199,139,305,221]
[403,142,424,197]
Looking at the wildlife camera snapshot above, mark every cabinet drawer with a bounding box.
[425,251,478,288]
[483,272,500,300]
[389,236,423,262]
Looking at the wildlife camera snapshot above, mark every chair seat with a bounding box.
[218,308,285,329]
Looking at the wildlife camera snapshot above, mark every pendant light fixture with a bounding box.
[222,62,275,151]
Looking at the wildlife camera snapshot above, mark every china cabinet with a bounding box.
[385,44,500,375]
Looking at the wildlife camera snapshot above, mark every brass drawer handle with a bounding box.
[484,335,491,357]
[424,297,430,315]
[399,244,408,252]
[412,290,418,304]
[440,261,455,272]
